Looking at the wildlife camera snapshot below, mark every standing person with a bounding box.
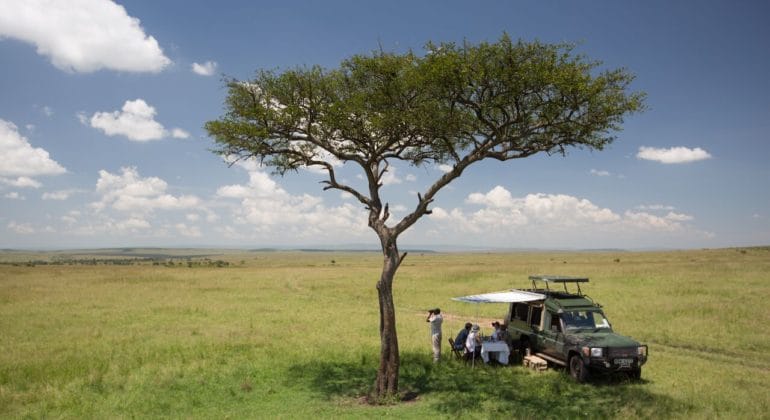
[426,308,443,363]
[454,322,472,351]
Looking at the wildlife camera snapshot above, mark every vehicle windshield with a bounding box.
[562,310,612,332]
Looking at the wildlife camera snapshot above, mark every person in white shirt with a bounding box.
[465,324,482,361]
[426,308,443,363]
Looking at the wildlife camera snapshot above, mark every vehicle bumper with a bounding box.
[587,357,645,372]
[584,345,648,371]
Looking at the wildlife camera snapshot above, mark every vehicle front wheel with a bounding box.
[629,368,642,381]
[569,355,589,383]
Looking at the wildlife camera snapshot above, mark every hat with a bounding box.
[432,308,440,314]
[471,324,480,332]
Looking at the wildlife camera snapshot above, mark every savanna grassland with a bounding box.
[1,248,768,418]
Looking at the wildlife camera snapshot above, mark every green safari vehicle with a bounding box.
[505,275,648,382]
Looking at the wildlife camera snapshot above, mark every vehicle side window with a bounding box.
[514,303,528,321]
[530,306,542,329]
[550,313,562,332]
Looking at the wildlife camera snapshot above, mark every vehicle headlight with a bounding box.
[590,347,603,357]
[638,346,647,357]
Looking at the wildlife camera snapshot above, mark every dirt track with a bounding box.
[413,310,500,325]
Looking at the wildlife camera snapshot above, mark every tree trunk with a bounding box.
[373,236,401,400]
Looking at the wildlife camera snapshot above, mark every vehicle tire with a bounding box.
[569,354,589,383]
[629,368,642,381]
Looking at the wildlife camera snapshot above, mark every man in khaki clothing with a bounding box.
[426,308,443,363]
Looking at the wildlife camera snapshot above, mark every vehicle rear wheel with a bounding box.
[569,354,589,383]
[629,367,642,381]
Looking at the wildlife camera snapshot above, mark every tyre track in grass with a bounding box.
[645,340,770,372]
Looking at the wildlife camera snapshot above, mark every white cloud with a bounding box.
[89,99,188,141]
[204,209,219,223]
[429,186,697,241]
[637,146,712,164]
[0,0,171,73]
[191,60,218,76]
[215,163,368,240]
[42,106,53,117]
[61,211,80,225]
[437,164,453,173]
[76,112,89,125]
[0,119,66,182]
[171,128,190,139]
[115,217,151,231]
[663,211,693,222]
[467,185,515,208]
[175,223,202,237]
[1,176,42,188]
[405,174,417,182]
[4,192,24,200]
[622,211,687,232]
[216,184,252,199]
[92,166,200,213]
[381,167,403,186]
[637,204,676,211]
[590,169,611,177]
[7,221,35,234]
[42,190,70,200]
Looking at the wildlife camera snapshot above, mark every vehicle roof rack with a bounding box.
[529,275,589,295]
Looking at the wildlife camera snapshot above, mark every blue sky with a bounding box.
[1,0,768,250]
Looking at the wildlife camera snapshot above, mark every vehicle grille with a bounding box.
[608,347,637,358]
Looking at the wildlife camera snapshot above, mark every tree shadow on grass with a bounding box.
[288,353,689,417]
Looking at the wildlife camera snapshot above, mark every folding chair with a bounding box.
[448,338,463,360]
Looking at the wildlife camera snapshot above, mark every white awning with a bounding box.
[452,289,545,303]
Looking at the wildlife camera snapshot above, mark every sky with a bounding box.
[1,0,768,250]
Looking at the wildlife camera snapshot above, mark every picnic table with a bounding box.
[480,339,510,365]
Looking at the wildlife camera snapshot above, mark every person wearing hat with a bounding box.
[465,324,482,361]
[426,308,443,363]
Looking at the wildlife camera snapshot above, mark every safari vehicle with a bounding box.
[505,275,648,382]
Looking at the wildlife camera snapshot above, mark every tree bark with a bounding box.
[373,235,401,400]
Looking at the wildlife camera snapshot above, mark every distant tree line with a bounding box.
[0,257,231,267]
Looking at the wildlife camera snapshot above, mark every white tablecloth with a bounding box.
[480,340,510,365]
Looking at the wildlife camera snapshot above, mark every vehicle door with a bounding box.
[508,302,530,338]
[528,304,546,351]
[540,311,565,359]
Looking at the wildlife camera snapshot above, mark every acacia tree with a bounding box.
[205,35,644,399]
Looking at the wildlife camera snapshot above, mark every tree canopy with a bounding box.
[205,34,644,399]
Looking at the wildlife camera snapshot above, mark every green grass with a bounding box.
[1,248,769,418]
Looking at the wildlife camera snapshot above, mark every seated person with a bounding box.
[454,322,472,351]
[465,324,482,360]
[491,321,502,341]
[497,324,513,348]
